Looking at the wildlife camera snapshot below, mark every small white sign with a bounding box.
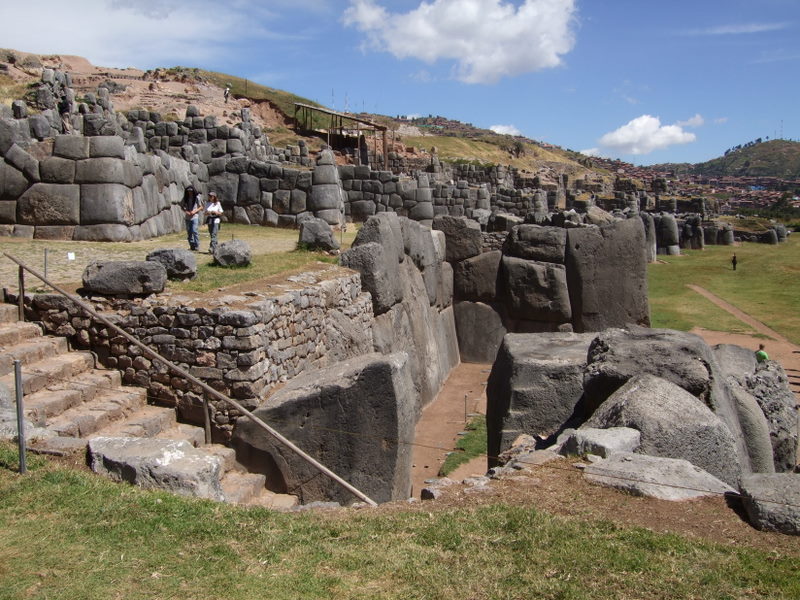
[67,252,76,261]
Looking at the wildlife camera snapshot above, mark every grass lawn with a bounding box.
[1,450,798,600]
[648,235,800,343]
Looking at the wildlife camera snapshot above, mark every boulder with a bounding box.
[432,215,483,262]
[82,260,167,296]
[232,352,417,504]
[558,426,641,458]
[453,301,506,363]
[584,452,736,501]
[146,248,197,280]
[298,217,340,251]
[88,437,224,501]
[740,474,800,535]
[503,225,566,263]
[500,256,571,322]
[565,218,649,332]
[214,239,251,267]
[585,374,741,486]
[487,332,595,463]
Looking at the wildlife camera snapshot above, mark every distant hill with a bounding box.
[690,139,800,179]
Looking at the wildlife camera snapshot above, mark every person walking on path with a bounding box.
[755,343,769,363]
[224,85,230,103]
[731,253,737,271]
[205,191,223,254]
[182,186,203,251]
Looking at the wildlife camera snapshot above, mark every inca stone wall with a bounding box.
[25,269,374,437]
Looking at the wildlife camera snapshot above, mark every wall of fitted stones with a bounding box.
[25,272,374,438]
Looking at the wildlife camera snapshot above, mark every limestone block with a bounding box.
[503,224,566,263]
[299,217,340,251]
[409,201,433,221]
[454,250,500,302]
[501,256,571,322]
[0,200,15,224]
[559,426,641,457]
[232,352,416,504]
[585,374,741,486]
[34,226,75,240]
[340,242,402,315]
[290,189,307,214]
[565,218,649,332]
[309,183,342,212]
[146,248,197,281]
[315,209,341,225]
[89,135,125,158]
[454,301,506,363]
[0,161,28,199]
[432,215,483,263]
[40,156,76,184]
[82,260,167,295]
[0,118,21,154]
[17,183,80,225]
[353,213,404,265]
[237,172,260,205]
[312,164,339,185]
[584,452,735,501]
[214,239,251,267]
[4,144,40,182]
[89,437,224,501]
[740,474,800,535]
[80,183,135,225]
[28,114,51,140]
[487,332,595,462]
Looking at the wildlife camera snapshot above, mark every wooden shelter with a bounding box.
[294,103,388,170]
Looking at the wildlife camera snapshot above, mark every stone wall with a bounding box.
[25,268,374,438]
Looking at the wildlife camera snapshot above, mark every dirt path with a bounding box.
[686,284,800,401]
[410,363,489,496]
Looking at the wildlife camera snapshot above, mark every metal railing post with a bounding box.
[14,360,27,474]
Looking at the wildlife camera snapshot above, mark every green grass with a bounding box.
[648,236,800,343]
[439,415,487,476]
[0,450,797,600]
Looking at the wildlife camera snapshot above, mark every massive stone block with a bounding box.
[53,135,89,160]
[73,224,134,242]
[80,183,135,225]
[454,301,506,363]
[309,183,343,212]
[454,250,501,302]
[501,256,571,322]
[17,183,80,225]
[432,215,482,263]
[340,242,402,315]
[40,156,76,184]
[82,260,167,295]
[565,218,649,332]
[503,225,566,263]
[487,332,595,463]
[740,474,800,535]
[232,352,417,504]
[89,135,125,159]
[0,162,29,199]
[585,374,741,487]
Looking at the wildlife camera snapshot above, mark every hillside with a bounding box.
[691,139,800,178]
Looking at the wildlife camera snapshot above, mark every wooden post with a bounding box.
[383,129,388,171]
[17,265,24,321]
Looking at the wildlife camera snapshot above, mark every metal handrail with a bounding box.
[3,252,377,506]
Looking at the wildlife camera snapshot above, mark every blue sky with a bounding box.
[2,0,799,165]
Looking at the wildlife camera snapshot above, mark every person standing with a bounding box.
[182,186,203,251]
[224,85,230,104]
[755,344,769,363]
[205,191,223,254]
[731,253,737,271]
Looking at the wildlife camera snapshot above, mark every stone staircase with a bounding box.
[0,302,296,509]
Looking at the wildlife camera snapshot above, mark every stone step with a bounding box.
[247,489,300,510]
[0,336,69,377]
[221,471,267,505]
[0,303,19,323]
[0,321,42,346]
[45,387,147,438]
[0,351,95,396]
[24,369,123,420]
[89,403,175,439]
[204,444,237,473]
[155,423,206,448]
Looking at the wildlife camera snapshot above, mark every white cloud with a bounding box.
[714,117,729,125]
[676,114,704,128]
[343,0,577,84]
[596,115,696,156]
[579,147,602,157]
[685,22,789,36]
[490,124,522,136]
[0,0,308,69]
